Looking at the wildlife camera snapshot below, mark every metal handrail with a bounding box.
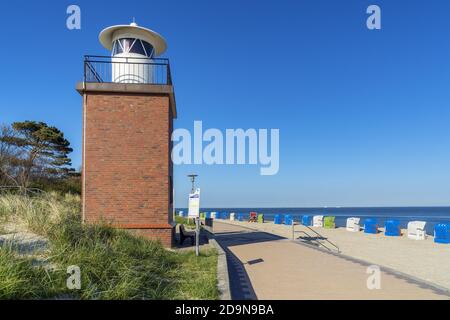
[295,224,341,253]
[85,61,103,82]
[0,186,46,196]
[83,55,172,85]
[85,55,169,62]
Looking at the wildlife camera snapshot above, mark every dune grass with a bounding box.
[0,246,57,299]
[0,193,218,300]
[174,215,196,227]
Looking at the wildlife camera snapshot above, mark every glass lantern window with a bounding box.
[129,39,147,55]
[142,41,155,57]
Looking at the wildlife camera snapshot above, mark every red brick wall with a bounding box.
[83,92,174,247]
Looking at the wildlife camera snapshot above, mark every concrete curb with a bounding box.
[203,228,231,300]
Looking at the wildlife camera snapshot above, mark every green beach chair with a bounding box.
[324,216,336,229]
[257,214,264,223]
[200,212,206,219]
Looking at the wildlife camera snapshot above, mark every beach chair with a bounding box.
[200,212,206,219]
[230,213,236,221]
[385,219,401,236]
[364,218,378,234]
[221,212,228,220]
[257,214,264,223]
[313,215,324,227]
[179,224,195,245]
[302,215,312,226]
[346,217,360,232]
[274,214,282,224]
[407,221,426,240]
[178,210,184,217]
[284,215,293,225]
[205,212,211,219]
[324,216,336,229]
[248,212,257,222]
[237,213,244,221]
[434,223,450,244]
[210,212,217,219]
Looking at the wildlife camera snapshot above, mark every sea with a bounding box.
[177,207,450,235]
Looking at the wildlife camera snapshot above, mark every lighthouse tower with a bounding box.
[99,22,167,83]
[77,22,177,247]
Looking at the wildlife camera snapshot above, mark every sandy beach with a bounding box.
[215,219,450,290]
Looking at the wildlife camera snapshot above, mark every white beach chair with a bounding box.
[210,212,217,219]
[178,211,184,217]
[407,221,427,240]
[346,217,360,232]
[313,215,324,227]
[230,213,236,221]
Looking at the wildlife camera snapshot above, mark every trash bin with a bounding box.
[284,215,293,225]
[302,215,312,226]
[274,214,282,224]
[364,218,378,234]
[434,223,450,244]
[205,218,213,228]
[385,219,401,236]
[257,214,264,223]
[230,213,236,221]
[324,216,336,229]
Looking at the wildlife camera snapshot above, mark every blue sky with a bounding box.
[1,0,450,207]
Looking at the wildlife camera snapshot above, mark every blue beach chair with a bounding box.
[284,215,293,225]
[434,223,450,244]
[302,215,312,226]
[274,214,282,224]
[237,213,244,221]
[364,218,378,234]
[385,219,401,236]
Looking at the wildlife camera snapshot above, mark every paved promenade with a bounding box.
[213,221,449,300]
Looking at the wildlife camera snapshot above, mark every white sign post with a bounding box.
[188,188,201,256]
[188,188,200,218]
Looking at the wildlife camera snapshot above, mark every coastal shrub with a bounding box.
[174,215,196,227]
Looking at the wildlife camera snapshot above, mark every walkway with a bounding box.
[213,221,449,300]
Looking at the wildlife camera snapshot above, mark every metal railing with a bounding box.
[0,186,46,196]
[84,55,172,85]
[296,224,341,253]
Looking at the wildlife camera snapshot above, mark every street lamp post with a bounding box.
[187,174,198,193]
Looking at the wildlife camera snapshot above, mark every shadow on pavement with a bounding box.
[213,227,285,300]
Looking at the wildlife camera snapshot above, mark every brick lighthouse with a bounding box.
[76,22,176,247]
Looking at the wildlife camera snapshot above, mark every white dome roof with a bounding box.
[99,22,167,56]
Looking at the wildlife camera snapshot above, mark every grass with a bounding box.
[0,192,218,300]
[0,246,57,299]
[174,215,196,227]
